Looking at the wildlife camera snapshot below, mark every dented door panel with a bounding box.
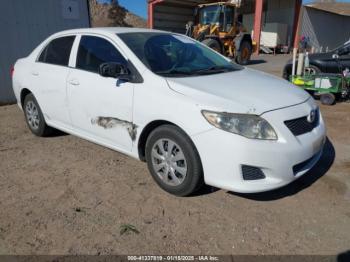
[67,69,135,151]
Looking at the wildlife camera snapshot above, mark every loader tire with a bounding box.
[236,40,252,65]
[202,39,222,54]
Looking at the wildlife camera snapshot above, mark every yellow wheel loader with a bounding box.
[186,1,255,65]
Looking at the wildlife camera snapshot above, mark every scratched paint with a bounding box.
[247,108,257,114]
[91,117,138,141]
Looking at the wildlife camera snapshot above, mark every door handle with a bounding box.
[68,79,80,86]
[31,71,39,76]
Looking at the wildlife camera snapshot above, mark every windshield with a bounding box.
[118,32,243,77]
[331,40,350,52]
[199,5,221,25]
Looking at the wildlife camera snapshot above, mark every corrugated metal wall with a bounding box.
[152,0,296,45]
[0,0,90,105]
[152,0,210,33]
[301,7,350,50]
[242,0,295,45]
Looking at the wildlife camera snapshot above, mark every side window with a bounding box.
[38,36,75,66]
[76,36,127,73]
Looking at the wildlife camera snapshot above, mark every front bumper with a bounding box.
[192,100,326,193]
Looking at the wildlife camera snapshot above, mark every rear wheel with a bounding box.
[23,93,54,136]
[320,93,336,105]
[305,65,321,76]
[236,40,252,65]
[202,38,222,54]
[145,125,203,196]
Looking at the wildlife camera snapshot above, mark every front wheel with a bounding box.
[145,125,204,196]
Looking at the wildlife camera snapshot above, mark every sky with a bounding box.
[97,0,350,19]
[97,0,147,18]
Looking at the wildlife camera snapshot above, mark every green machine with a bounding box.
[291,73,350,105]
[290,50,350,105]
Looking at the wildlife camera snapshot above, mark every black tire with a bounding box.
[283,64,292,80]
[305,64,321,76]
[23,93,54,136]
[145,125,204,196]
[236,40,252,65]
[202,38,222,54]
[320,93,336,105]
[283,64,320,80]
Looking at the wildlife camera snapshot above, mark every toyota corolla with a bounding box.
[12,28,326,196]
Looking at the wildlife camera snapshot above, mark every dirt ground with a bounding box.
[0,55,349,255]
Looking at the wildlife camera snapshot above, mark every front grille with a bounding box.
[284,110,319,136]
[242,165,266,180]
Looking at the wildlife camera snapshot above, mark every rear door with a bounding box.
[31,35,76,125]
[67,34,135,151]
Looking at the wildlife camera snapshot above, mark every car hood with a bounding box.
[166,68,310,115]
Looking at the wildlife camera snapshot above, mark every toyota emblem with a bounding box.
[308,109,317,123]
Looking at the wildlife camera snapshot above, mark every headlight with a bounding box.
[202,110,278,140]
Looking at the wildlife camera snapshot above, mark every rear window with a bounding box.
[38,36,75,66]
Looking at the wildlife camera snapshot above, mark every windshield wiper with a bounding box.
[157,69,194,76]
[193,66,233,75]
[157,66,235,77]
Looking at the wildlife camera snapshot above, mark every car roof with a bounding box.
[54,27,167,36]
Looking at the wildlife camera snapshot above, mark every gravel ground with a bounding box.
[0,55,349,255]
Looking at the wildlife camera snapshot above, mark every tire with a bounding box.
[305,64,321,76]
[236,40,252,65]
[202,38,222,54]
[23,93,54,136]
[283,65,292,80]
[320,93,336,105]
[283,64,320,80]
[145,125,204,196]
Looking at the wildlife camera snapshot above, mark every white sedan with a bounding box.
[12,28,326,196]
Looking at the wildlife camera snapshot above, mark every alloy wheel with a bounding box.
[25,101,40,130]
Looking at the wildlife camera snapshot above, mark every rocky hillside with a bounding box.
[89,0,147,28]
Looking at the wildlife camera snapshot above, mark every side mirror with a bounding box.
[98,62,130,80]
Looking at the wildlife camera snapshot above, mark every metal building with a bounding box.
[0,0,90,105]
[301,3,350,51]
